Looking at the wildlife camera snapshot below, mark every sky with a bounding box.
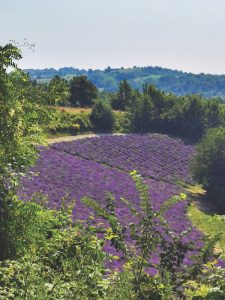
[1,0,225,74]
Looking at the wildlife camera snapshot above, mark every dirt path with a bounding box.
[47,133,125,144]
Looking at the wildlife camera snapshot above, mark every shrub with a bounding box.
[0,194,110,299]
[47,111,91,135]
[190,127,225,210]
[90,100,115,132]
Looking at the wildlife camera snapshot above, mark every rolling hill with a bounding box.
[24,66,225,98]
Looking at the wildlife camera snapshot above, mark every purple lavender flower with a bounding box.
[18,134,203,271]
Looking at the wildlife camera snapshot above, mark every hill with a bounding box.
[24,66,225,98]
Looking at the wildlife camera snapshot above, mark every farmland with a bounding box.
[19,133,204,272]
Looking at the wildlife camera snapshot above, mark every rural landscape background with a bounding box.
[1,0,225,299]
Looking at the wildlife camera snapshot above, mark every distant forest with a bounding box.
[24,66,225,98]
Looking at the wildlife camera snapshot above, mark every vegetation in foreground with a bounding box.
[2,172,225,299]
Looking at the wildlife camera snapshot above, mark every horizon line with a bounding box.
[21,64,225,77]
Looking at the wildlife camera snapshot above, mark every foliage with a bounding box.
[0,43,45,259]
[111,80,132,110]
[188,202,225,256]
[127,85,223,141]
[143,84,164,119]
[47,75,70,105]
[0,49,41,170]
[25,65,225,98]
[90,99,115,132]
[129,94,153,132]
[0,198,110,299]
[20,71,225,142]
[113,111,130,133]
[69,75,98,107]
[0,43,57,260]
[183,260,225,299]
[46,109,91,135]
[190,127,225,210]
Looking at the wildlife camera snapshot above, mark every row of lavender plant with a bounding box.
[18,143,202,271]
[51,134,195,183]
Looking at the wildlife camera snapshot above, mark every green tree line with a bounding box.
[25,65,225,98]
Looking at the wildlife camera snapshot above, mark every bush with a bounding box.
[46,111,91,135]
[90,100,115,132]
[190,127,225,210]
[0,193,110,299]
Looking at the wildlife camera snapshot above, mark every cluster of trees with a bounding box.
[31,73,225,132]
[126,84,224,141]
[26,65,225,98]
[32,74,225,141]
[38,75,225,141]
[83,79,223,142]
[32,75,98,107]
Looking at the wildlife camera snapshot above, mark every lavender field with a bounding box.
[51,134,195,183]
[18,134,202,270]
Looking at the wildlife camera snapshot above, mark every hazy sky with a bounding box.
[1,0,225,74]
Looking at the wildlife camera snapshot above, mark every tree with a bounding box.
[69,76,98,107]
[164,94,205,140]
[144,84,165,119]
[0,43,48,259]
[111,80,132,110]
[0,44,42,170]
[90,100,115,132]
[140,94,153,131]
[190,127,225,211]
[202,98,221,130]
[129,94,153,132]
[48,75,70,105]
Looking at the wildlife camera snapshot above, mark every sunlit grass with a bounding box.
[188,202,225,256]
[186,184,206,195]
[54,106,91,114]
[52,106,124,116]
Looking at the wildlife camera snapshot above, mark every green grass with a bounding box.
[188,202,225,256]
[45,131,72,139]
[133,74,161,83]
